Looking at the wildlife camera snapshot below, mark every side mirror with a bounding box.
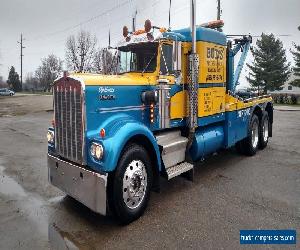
[172,41,182,72]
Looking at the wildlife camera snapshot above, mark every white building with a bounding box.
[271,74,300,94]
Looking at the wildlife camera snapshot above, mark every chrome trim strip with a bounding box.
[99,105,144,111]
[99,107,144,113]
[74,87,78,160]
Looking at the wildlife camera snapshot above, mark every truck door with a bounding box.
[159,42,186,125]
[156,43,174,129]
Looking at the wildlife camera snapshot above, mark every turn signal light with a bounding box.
[150,103,155,123]
[100,128,106,138]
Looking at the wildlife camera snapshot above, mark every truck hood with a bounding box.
[70,73,157,86]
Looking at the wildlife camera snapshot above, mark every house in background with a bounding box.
[271,74,300,94]
[270,74,300,104]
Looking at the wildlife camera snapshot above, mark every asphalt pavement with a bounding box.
[0,95,299,249]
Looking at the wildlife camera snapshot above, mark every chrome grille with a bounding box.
[54,78,83,164]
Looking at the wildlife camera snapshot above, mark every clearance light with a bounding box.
[100,128,106,138]
[159,27,167,33]
[150,103,155,123]
[90,143,104,160]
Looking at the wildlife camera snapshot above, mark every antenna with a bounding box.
[217,0,222,32]
[132,9,137,32]
[108,29,111,48]
[217,0,221,20]
[168,0,172,30]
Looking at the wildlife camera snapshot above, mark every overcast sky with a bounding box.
[0,0,299,87]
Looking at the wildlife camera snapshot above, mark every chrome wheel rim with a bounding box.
[251,121,259,148]
[122,160,147,209]
[263,118,269,142]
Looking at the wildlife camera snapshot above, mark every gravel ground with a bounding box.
[0,95,299,249]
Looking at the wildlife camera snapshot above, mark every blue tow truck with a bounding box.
[47,1,273,224]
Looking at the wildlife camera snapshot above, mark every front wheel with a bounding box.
[110,144,153,224]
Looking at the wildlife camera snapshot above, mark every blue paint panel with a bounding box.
[173,26,227,45]
[85,85,150,131]
[169,84,184,96]
[84,85,162,172]
[170,118,185,127]
[85,114,161,173]
[162,32,186,41]
[198,113,225,127]
[190,125,224,161]
[224,109,251,148]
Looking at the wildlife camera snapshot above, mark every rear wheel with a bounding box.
[240,114,259,156]
[235,140,244,154]
[110,144,152,224]
[259,112,269,149]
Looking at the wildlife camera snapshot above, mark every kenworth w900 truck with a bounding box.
[47,2,273,224]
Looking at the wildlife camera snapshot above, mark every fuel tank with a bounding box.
[190,125,224,161]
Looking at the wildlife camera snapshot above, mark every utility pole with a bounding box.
[17,34,25,88]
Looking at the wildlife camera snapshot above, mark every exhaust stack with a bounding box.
[187,0,199,131]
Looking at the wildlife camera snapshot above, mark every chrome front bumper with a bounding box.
[48,154,107,215]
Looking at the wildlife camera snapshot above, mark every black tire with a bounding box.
[259,112,269,149]
[235,140,245,154]
[110,144,153,224]
[240,114,259,156]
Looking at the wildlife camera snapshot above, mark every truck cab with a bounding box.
[47,21,273,224]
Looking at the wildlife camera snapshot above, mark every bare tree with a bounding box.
[35,54,63,92]
[24,73,40,91]
[66,30,97,72]
[93,48,118,74]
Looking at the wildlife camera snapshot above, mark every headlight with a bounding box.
[90,142,104,160]
[47,130,54,143]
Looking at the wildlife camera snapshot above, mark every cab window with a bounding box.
[119,43,158,73]
[160,44,173,75]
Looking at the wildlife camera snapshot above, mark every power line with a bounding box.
[26,0,189,47]
[27,0,133,43]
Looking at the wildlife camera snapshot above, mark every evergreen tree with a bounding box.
[246,33,290,93]
[7,66,22,92]
[291,43,300,87]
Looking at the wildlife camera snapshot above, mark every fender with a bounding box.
[86,114,161,173]
[249,104,262,120]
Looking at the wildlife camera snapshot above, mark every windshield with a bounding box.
[119,43,158,74]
